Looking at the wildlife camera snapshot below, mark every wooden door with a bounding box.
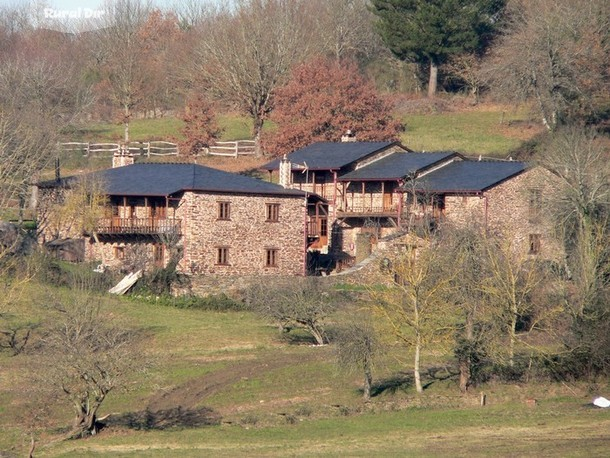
[383,190,393,211]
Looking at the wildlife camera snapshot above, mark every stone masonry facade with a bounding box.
[443,167,562,260]
[177,191,307,277]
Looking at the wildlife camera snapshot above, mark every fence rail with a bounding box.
[60,139,257,158]
[206,140,256,157]
[59,141,180,157]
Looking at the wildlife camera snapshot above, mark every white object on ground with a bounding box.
[109,270,142,295]
[592,396,610,408]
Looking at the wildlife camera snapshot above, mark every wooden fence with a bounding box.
[60,140,257,158]
[206,140,256,157]
[59,141,179,157]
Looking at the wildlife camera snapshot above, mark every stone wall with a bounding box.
[177,191,307,277]
[84,237,164,271]
[444,167,563,260]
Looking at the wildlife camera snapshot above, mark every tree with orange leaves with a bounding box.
[262,58,403,157]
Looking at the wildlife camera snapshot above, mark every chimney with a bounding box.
[112,144,135,168]
[341,129,356,142]
[279,154,293,188]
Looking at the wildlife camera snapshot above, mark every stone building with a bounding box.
[262,140,561,268]
[37,159,327,282]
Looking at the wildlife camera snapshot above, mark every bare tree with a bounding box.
[192,0,315,153]
[334,314,381,401]
[371,239,458,393]
[0,55,89,215]
[483,0,610,130]
[95,0,153,141]
[247,277,336,345]
[311,0,381,61]
[173,0,217,29]
[442,225,493,392]
[537,127,610,376]
[537,129,610,315]
[33,290,146,438]
[478,235,552,368]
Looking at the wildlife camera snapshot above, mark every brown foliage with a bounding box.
[178,94,223,156]
[262,58,404,157]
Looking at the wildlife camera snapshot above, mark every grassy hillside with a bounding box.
[61,103,541,164]
[0,277,608,457]
[402,107,542,157]
[64,114,255,144]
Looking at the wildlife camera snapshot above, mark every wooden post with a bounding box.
[86,142,91,157]
[234,141,239,158]
[480,392,486,407]
[147,142,151,158]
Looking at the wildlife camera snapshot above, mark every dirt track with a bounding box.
[146,350,320,412]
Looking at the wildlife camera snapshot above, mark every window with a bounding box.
[216,246,229,265]
[153,244,165,266]
[529,234,541,254]
[114,246,125,260]
[320,218,328,237]
[528,189,542,222]
[218,201,231,220]
[265,248,278,267]
[266,203,280,222]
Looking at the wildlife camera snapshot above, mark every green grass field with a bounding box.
[1,280,608,457]
[63,114,255,144]
[401,108,541,157]
[61,103,539,159]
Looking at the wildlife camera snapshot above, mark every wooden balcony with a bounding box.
[307,218,328,248]
[336,205,400,218]
[96,217,182,235]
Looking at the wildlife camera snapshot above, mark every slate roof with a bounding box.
[411,160,528,193]
[339,152,458,181]
[260,141,401,171]
[38,163,312,198]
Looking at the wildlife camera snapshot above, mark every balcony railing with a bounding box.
[96,217,182,235]
[336,204,399,217]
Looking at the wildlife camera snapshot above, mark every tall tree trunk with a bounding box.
[459,310,475,393]
[309,324,325,345]
[509,303,518,367]
[427,60,438,98]
[363,355,372,402]
[124,104,130,143]
[414,332,423,393]
[252,112,264,156]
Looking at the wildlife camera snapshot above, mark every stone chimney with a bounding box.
[278,154,293,188]
[341,129,356,142]
[112,144,135,168]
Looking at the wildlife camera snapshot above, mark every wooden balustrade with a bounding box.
[96,218,182,235]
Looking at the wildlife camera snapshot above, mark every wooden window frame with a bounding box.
[266,203,280,222]
[153,243,165,266]
[529,234,541,254]
[265,248,278,267]
[113,246,125,260]
[216,246,230,265]
[217,201,231,220]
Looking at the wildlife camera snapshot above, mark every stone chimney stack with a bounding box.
[112,144,135,168]
[278,154,293,188]
[341,129,356,142]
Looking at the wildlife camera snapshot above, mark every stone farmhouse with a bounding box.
[261,139,560,269]
[36,138,559,287]
[37,155,328,285]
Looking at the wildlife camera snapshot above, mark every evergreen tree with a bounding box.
[370,0,504,97]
